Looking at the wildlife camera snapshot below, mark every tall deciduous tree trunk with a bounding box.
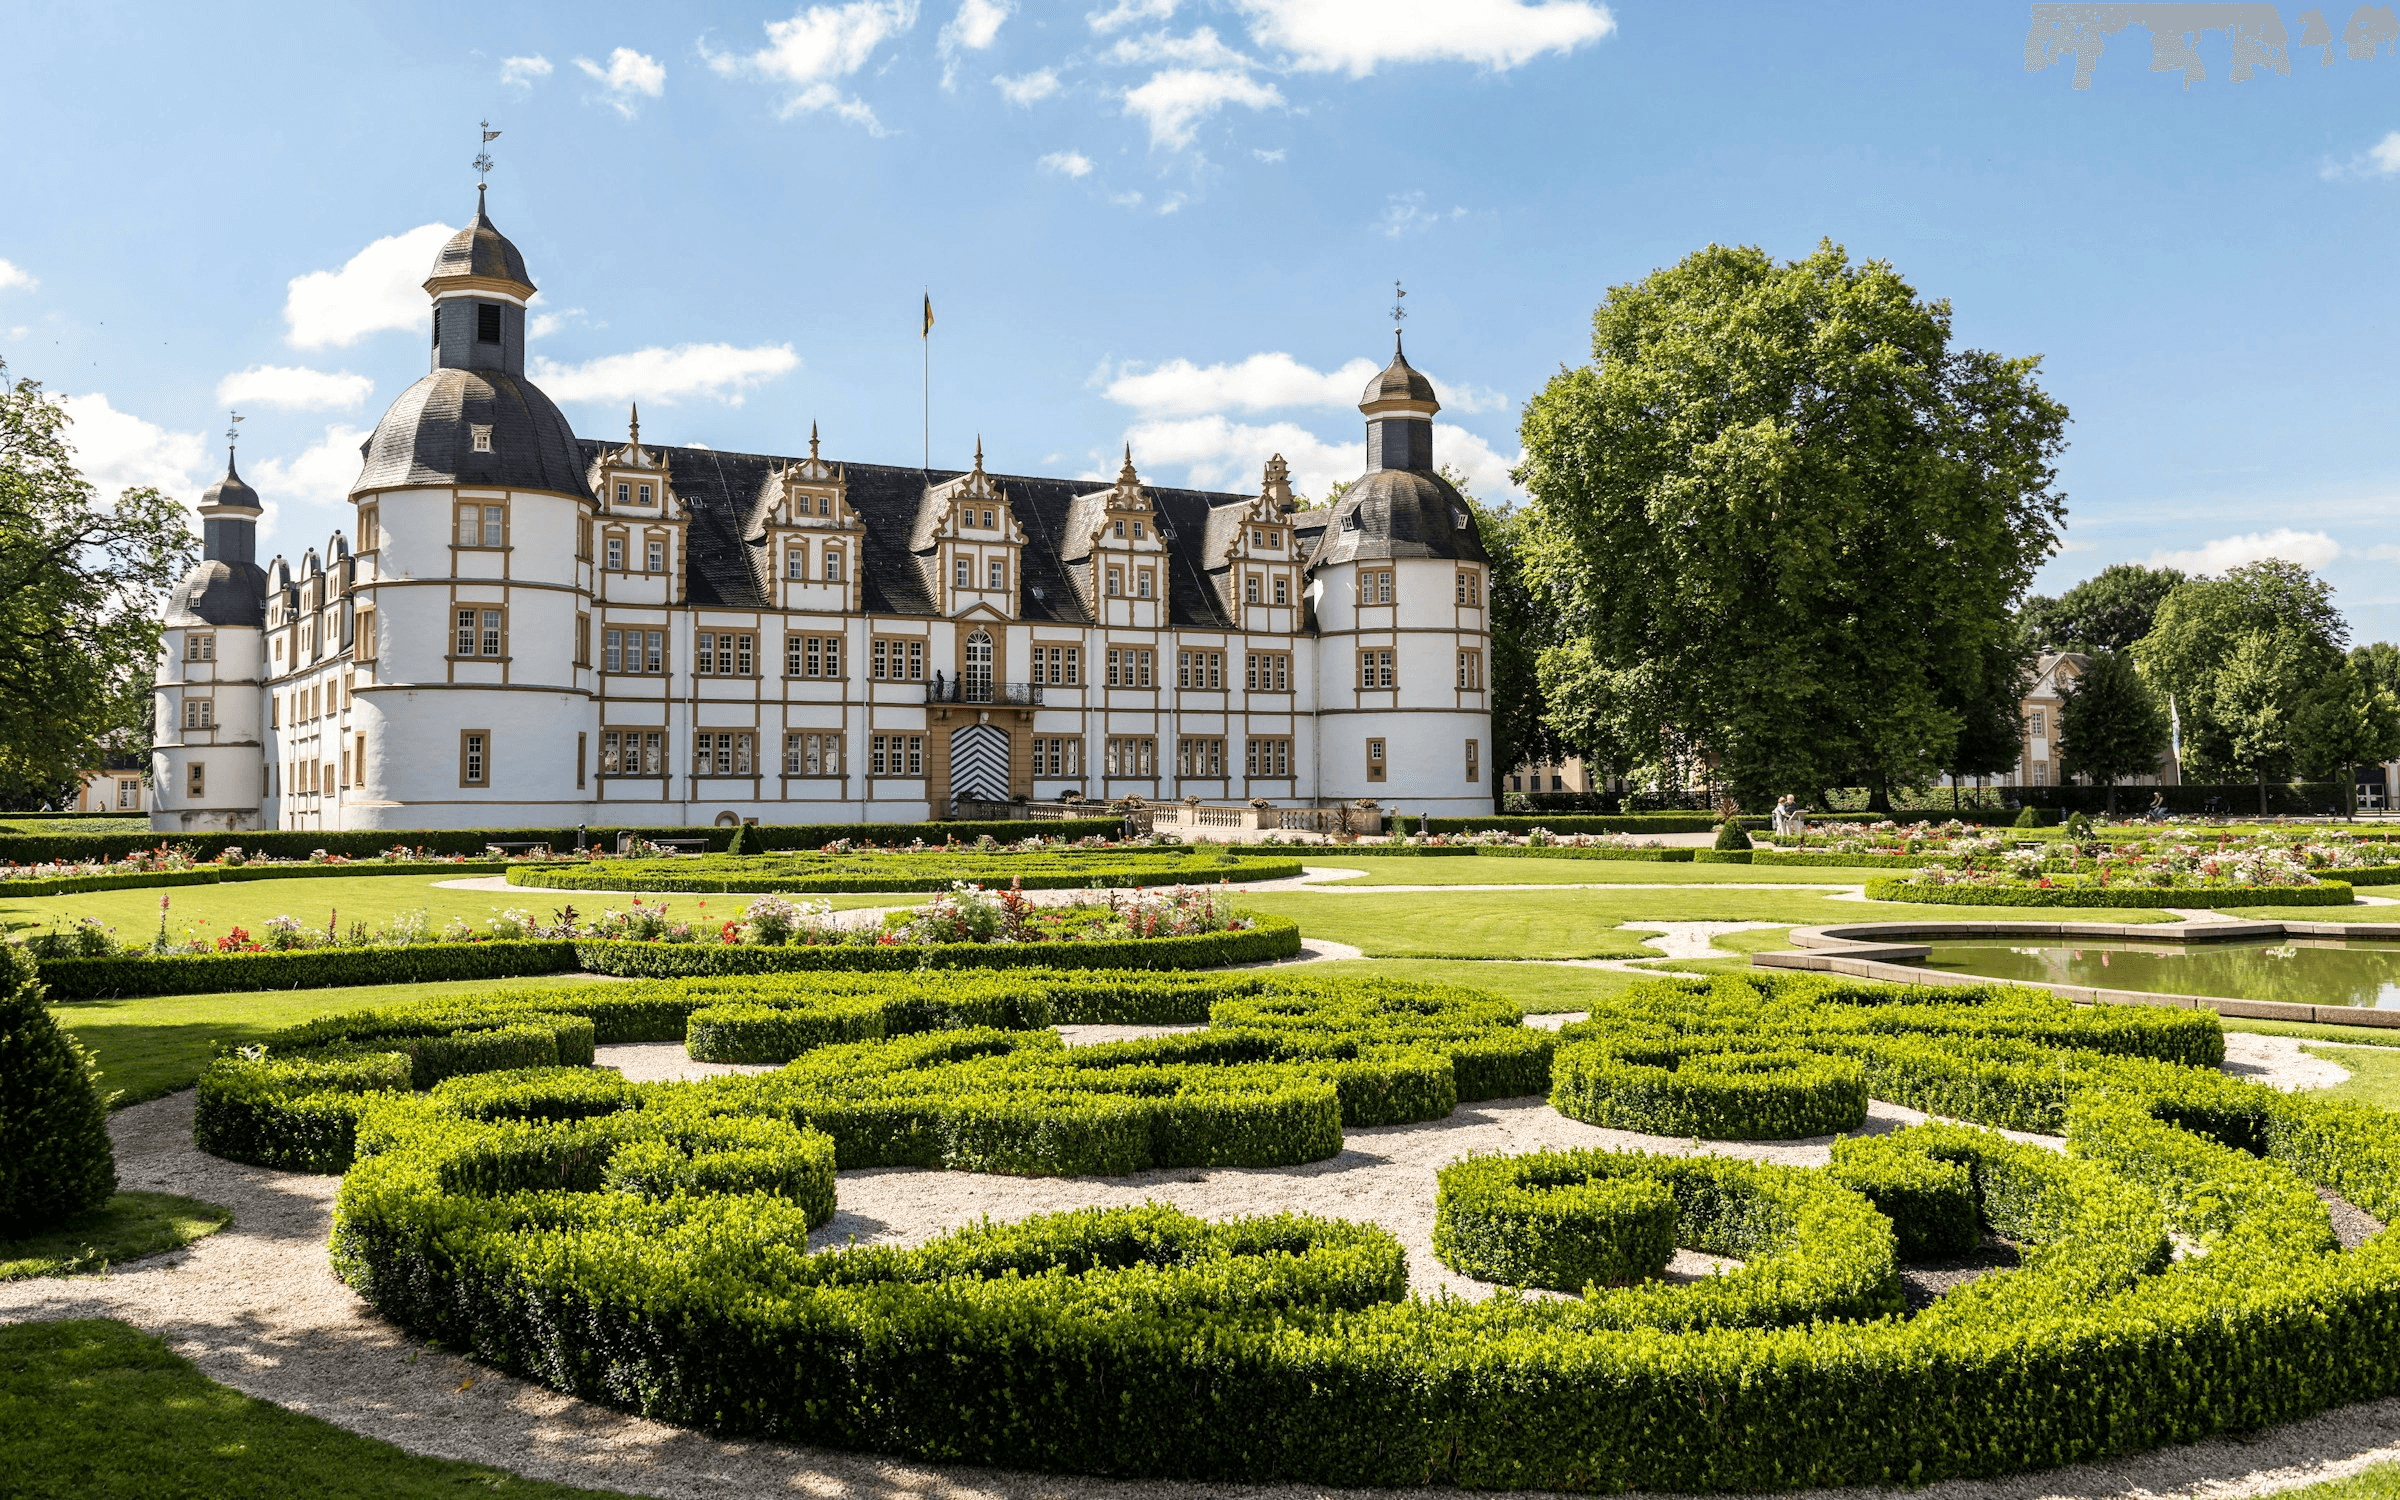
[2258,773,2268,817]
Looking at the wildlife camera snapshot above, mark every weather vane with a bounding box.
[1392,280,1407,332]
[474,121,500,186]
[225,410,243,453]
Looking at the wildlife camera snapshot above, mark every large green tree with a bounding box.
[2056,649,2168,813]
[2131,559,2346,793]
[2019,563,2186,653]
[2296,657,2400,816]
[0,365,194,805]
[2348,641,2400,701]
[1465,485,1565,806]
[1518,241,2068,810]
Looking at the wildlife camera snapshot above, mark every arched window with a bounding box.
[824,547,844,582]
[964,628,993,703]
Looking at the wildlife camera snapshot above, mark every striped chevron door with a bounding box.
[949,722,1010,802]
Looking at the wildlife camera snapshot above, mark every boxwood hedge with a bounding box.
[509,849,1302,894]
[1,861,510,898]
[1864,875,2356,907]
[201,966,2400,1492]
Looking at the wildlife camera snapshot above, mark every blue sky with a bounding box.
[9,3,2400,636]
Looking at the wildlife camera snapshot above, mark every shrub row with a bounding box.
[2,860,511,898]
[1863,875,2357,908]
[0,818,1122,866]
[226,965,2400,1491]
[1549,1041,1869,1139]
[508,850,1301,894]
[37,940,583,1001]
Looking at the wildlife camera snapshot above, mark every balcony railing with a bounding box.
[925,679,1043,705]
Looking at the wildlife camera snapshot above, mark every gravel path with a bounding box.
[4,1032,2393,1499]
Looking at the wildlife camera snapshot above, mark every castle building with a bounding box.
[150,194,1494,831]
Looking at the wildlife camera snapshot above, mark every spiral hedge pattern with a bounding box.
[192,967,2400,1491]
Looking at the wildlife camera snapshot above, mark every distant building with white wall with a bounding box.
[150,193,1494,832]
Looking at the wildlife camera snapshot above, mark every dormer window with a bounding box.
[617,483,630,505]
[470,425,493,453]
[1113,520,1125,539]
[983,508,995,528]
[477,303,502,343]
[1132,521,1145,539]
[638,484,652,505]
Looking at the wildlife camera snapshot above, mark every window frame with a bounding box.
[455,501,509,550]
[1366,737,1386,782]
[459,729,491,789]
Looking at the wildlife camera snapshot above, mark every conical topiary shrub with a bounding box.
[723,822,757,857]
[0,944,116,1234]
[2013,805,2048,829]
[1713,820,1752,851]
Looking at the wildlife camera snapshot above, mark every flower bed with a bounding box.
[506,846,1300,893]
[187,966,2400,1491]
[1864,874,2356,908]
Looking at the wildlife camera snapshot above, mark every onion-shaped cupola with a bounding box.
[165,447,269,629]
[196,446,262,565]
[1360,332,1439,474]
[352,188,587,499]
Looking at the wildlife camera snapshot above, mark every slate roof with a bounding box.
[1305,468,1488,569]
[582,440,1301,630]
[1362,334,1439,409]
[353,369,590,499]
[198,453,261,513]
[164,559,267,629]
[429,190,534,290]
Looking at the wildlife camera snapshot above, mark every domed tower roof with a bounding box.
[1359,332,1439,416]
[197,449,261,517]
[423,185,534,299]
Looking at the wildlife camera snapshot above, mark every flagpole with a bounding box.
[922,289,931,475]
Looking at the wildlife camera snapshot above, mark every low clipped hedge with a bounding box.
[509,850,1301,894]
[1,861,510,898]
[573,917,1300,977]
[200,964,2400,1492]
[1864,875,2356,908]
[36,941,582,1001]
[0,818,1123,867]
[1550,1041,1868,1139]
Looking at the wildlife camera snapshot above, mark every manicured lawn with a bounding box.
[1300,855,1894,886]
[0,874,893,946]
[50,972,606,1107]
[0,1319,628,1499]
[1237,888,2174,959]
[2221,1017,2400,1049]
[2215,905,2400,922]
[2309,1044,2400,1112]
[1,1192,230,1280]
[2282,1462,2400,1500]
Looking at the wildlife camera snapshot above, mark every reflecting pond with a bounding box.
[1918,938,2400,1009]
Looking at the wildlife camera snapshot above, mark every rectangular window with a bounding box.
[696,633,715,673]
[1137,569,1154,599]
[1177,737,1225,777]
[456,609,475,658]
[784,731,843,775]
[480,609,503,657]
[606,536,626,571]
[1465,739,1480,783]
[1031,736,1083,778]
[1107,566,1122,597]
[693,732,757,777]
[1137,649,1153,687]
[1360,569,1395,605]
[616,482,630,506]
[604,629,623,674]
[638,484,652,506]
[575,614,590,668]
[645,630,664,674]
[460,730,489,788]
[824,548,843,581]
[1105,736,1157,777]
[576,516,591,560]
[1177,650,1225,690]
[185,634,215,662]
[2033,762,2049,787]
[355,608,376,661]
[1246,737,1293,778]
[340,745,351,788]
[600,729,665,776]
[1106,648,1121,688]
[1358,649,1395,689]
[646,539,665,574]
[787,544,807,579]
[1245,576,1261,605]
[789,635,840,678]
[477,302,502,342]
[989,558,1006,590]
[2031,710,2048,737]
[182,698,213,729]
[869,734,926,776]
[576,732,585,789]
[360,506,380,552]
[1458,649,1484,690]
[955,557,972,589]
[870,638,888,679]
[188,762,205,797]
[1273,576,1288,606]
[455,503,505,548]
[118,778,140,809]
[1457,571,1482,607]
[1366,738,1386,782]
[1246,651,1291,693]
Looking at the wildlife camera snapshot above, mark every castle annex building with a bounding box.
[150,195,1494,832]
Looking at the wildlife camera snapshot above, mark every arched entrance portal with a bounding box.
[949,721,1009,803]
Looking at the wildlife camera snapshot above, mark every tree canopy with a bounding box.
[1517,241,2067,810]
[1457,470,1564,800]
[2131,559,2346,786]
[2020,563,2186,653]
[0,365,194,805]
[2056,649,2167,810]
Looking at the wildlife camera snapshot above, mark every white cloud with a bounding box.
[576,47,667,115]
[0,258,34,291]
[2148,528,2344,575]
[1122,68,1283,148]
[1089,0,1176,33]
[1377,190,1467,238]
[250,424,373,541]
[1126,414,1358,499]
[2325,129,2400,180]
[500,54,553,86]
[1434,423,1522,500]
[1106,26,1255,68]
[996,67,1060,103]
[55,393,209,505]
[216,365,373,411]
[1253,146,1286,162]
[283,222,455,350]
[528,305,588,340]
[1040,149,1095,177]
[2372,133,2400,173]
[1237,0,1614,76]
[1107,353,1379,415]
[530,343,800,406]
[941,0,1011,55]
[707,1,917,128]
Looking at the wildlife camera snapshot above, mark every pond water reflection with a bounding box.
[1918,938,2400,1009]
